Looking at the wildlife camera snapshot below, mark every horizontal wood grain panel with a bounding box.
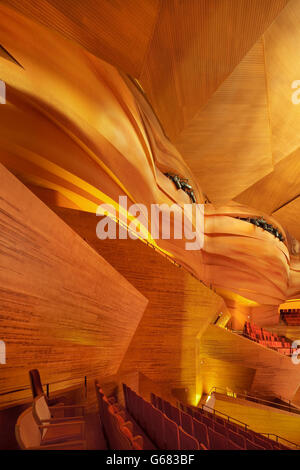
[0,164,147,406]
[214,393,300,445]
[199,325,300,400]
[52,207,223,400]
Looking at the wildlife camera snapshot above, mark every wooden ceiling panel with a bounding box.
[140,0,290,140]
[2,0,160,76]
[235,148,300,214]
[175,39,273,205]
[264,0,300,164]
[273,197,300,241]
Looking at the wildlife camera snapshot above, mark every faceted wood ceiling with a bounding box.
[2,0,298,239]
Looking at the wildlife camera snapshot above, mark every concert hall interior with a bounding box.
[1,0,300,451]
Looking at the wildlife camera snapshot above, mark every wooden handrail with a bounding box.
[199,402,249,429]
[260,433,300,448]
[183,399,300,449]
[0,376,87,403]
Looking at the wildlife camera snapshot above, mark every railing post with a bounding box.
[46,383,49,398]
[84,375,87,399]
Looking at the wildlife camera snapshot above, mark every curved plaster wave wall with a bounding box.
[0,5,295,310]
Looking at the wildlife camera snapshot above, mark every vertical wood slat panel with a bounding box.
[2,0,161,77]
[140,0,290,140]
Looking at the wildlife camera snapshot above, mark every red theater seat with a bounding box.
[149,406,164,448]
[162,414,180,450]
[202,414,214,428]
[227,439,244,450]
[246,439,265,450]
[213,421,227,436]
[108,406,143,450]
[150,393,156,408]
[253,435,273,450]
[227,422,239,433]
[193,419,210,449]
[170,405,181,426]
[180,411,194,435]
[141,400,151,434]
[156,396,164,412]
[194,411,203,422]
[215,415,226,425]
[228,430,245,448]
[207,428,227,450]
[163,399,172,419]
[238,427,252,441]
[178,426,200,450]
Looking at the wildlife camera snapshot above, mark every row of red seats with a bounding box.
[244,321,288,343]
[281,311,300,326]
[95,381,144,450]
[243,322,296,356]
[284,318,300,326]
[151,393,289,450]
[184,402,290,450]
[123,384,206,450]
[281,309,300,313]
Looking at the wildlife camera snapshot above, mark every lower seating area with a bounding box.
[243,321,297,356]
[96,381,206,450]
[96,381,294,450]
[123,384,205,450]
[14,370,296,451]
[150,393,291,450]
[95,381,148,450]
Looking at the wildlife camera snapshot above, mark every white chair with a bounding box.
[32,394,86,444]
[33,393,85,423]
[15,407,86,450]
